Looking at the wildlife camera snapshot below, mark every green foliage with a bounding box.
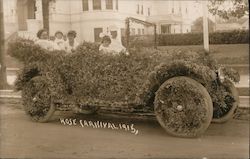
[208,0,249,19]
[160,30,249,46]
[122,35,156,49]
[8,39,239,120]
[155,77,209,135]
[126,30,249,46]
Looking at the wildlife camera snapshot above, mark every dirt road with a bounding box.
[0,99,249,159]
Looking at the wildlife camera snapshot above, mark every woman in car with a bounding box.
[35,29,58,51]
[54,31,66,51]
[65,30,79,53]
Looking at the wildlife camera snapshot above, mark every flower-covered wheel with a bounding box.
[212,79,239,123]
[154,76,213,137]
[22,76,55,122]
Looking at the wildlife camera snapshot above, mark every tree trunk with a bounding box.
[0,0,9,89]
[42,0,50,34]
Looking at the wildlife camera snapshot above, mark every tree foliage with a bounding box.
[208,0,249,19]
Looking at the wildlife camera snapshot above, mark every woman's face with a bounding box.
[40,31,49,40]
[111,31,117,39]
[103,40,110,47]
[56,33,63,39]
[67,35,75,42]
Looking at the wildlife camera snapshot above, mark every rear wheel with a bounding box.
[212,79,239,123]
[154,76,213,137]
[22,76,55,122]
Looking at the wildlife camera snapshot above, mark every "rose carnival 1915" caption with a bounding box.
[60,118,139,135]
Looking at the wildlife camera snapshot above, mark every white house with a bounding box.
[3,0,195,42]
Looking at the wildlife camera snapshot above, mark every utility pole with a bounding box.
[0,0,8,89]
[202,0,209,52]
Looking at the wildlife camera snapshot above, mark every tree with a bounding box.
[0,0,9,89]
[191,17,215,33]
[208,0,249,19]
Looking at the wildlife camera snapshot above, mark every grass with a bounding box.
[158,44,249,65]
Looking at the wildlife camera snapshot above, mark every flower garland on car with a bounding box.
[8,39,239,119]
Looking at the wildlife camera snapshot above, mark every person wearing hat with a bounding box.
[99,35,113,54]
[65,30,79,53]
[35,29,56,51]
[109,26,126,53]
[54,31,66,51]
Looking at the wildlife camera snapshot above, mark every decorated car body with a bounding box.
[8,39,240,137]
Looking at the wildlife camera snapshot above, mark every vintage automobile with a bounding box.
[8,39,239,138]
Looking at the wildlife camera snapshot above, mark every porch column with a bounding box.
[35,0,43,21]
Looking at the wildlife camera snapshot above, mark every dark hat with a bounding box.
[101,35,111,43]
[67,30,77,38]
[37,29,47,38]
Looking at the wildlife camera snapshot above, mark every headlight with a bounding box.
[218,67,225,82]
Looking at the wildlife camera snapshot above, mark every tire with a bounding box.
[22,76,55,122]
[154,76,213,138]
[212,79,239,123]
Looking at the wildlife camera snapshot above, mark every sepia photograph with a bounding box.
[0,0,249,158]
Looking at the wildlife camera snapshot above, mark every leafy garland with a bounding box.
[8,39,239,115]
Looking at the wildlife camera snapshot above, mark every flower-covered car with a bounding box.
[8,39,239,138]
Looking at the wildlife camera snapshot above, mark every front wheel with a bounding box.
[212,79,239,123]
[154,76,213,138]
[22,76,55,122]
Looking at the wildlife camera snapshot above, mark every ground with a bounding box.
[0,98,249,159]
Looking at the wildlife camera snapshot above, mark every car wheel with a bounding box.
[154,76,213,138]
[22,76,55,122]
[212,79,239,123]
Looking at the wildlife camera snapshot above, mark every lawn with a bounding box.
[158,44,249,65]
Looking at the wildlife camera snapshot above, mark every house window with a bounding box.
[161,24,171,34]
[82,0,89,11]
[106,0,113,9]
[94,28,103,42]
[141,5,143,15]
[121,28,125,37]
[142,29,144,35]
[138,28,141,35]
[116,0,118,10]
[27,0,36,19]
[136,4,139,14]
[186,8,188,13]
[131,28,136,35]
[172,8,174,13]
[179,7,181,12]
[93,0,101,10]
[148,8,150,16]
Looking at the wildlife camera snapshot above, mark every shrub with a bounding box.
[124,30,249,47]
